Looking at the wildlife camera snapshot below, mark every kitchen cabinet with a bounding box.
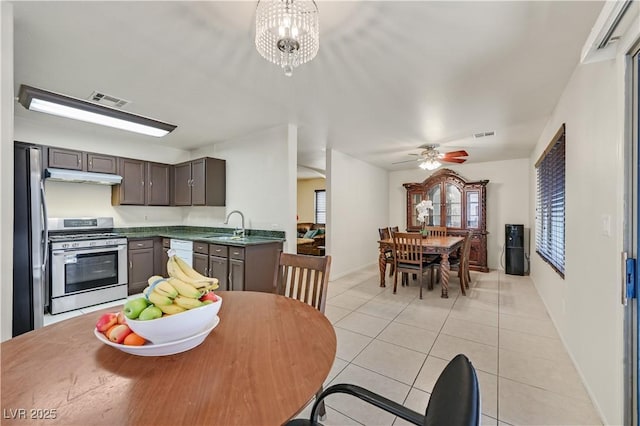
[403,168,489,272]
[160,238,170,277]
[113,159,171,206]
[48,148,84,171]
[87,153,117,174]
[146,162,171,206]
[47,148,118,175]
[193,241,209,278]
[202,242,281,292]
[128,239,155,295]
[172,157,226,206]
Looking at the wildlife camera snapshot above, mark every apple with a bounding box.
[116,311,127,325]
[106,324,132,344]
[200,292,218,302]
[123,298,149,319]
[138,305,162,321]
[95,313,117,332]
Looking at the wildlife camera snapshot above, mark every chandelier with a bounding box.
[255,0,319,76]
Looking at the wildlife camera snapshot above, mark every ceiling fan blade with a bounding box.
[441,157,466,164]
[392,159,420,164]
[441,150,469,159]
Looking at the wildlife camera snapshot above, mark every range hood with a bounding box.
[45,168,122,185]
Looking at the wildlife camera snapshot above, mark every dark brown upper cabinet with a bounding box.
[87,153,117,174]
[48,148,84,171]
[173,157,225,206]
[112,159,171,206]
[146,162,171,206]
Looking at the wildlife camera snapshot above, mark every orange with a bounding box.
[123,332,146,346]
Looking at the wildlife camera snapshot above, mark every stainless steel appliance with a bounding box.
[48,217,128,314]
[13,142,48,336]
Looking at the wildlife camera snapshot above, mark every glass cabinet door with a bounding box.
[427,185,441,226]
[409,192,424,228]
[466,190,480,228]
[445,183,462,228]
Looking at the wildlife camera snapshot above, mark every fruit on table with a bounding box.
[157,303,187,315]
[147,275,179,298]
[168,277,203,299]
[200,292,219,303]
[174,295,204,309]
[138,305,163,321]
[96,313,118,332]
[123,332,146,346]
[167,255,219,290]
[116,311,127,325]
[123,298,149,319]
[106,324,132,344]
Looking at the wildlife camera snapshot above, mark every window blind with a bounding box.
[315,190,326,224]
[535,126,565,277]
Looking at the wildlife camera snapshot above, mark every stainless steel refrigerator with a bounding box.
[13,142,48,336]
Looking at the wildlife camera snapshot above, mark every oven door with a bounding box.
[51,245,127,298]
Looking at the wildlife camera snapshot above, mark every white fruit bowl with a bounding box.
[126,296,222,344]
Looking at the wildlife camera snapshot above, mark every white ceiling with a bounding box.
[12,1,604,173]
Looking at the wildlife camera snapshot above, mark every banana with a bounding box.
[200,281,220,292]
[172,255,216,283]
[146,290,173,306]
[147,276,178,298]
[174,295,205,310]
[167,277,202,299]
[157,303,187,315]
[167,256,202,285]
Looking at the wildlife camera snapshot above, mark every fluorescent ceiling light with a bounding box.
[17,85,176,137]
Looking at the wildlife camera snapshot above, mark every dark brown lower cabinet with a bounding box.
[128,239,155,295]
[229,258,244,291]
[209,256,228,291]
[193,253,209,277]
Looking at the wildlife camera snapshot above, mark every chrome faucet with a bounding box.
[224,210,245,238]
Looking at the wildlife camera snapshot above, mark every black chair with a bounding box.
[287,354,480,426]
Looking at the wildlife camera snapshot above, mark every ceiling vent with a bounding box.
[88,91,130,108]
[473,131,495,139]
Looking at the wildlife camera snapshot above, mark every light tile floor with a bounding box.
[45,266,603,425]
[297,264,603,426]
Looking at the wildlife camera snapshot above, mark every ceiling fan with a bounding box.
[393,144,469,170]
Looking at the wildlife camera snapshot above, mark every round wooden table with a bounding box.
[1,291,337,425]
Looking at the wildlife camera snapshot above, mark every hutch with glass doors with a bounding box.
[403,168,489,272]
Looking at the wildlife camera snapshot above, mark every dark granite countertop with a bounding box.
[113,226,286,247]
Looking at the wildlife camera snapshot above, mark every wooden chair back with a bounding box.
[378,227,391,240]
[424,226,447,237]
[275,253,332,313]
[393,232,425,267]
[389,226,400,236]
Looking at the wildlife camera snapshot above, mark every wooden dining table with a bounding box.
[1,291,336,425]
[378,235,465,298]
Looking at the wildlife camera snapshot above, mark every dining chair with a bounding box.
[392,232,438,299]
[389,226,399,236]
[286,353,480,426]
[424,226,447,237]
[378,227,395,278]
[274,252,332,418]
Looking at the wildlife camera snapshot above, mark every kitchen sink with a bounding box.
[205,235,245,241]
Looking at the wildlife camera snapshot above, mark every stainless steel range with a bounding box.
[48,217,127,314]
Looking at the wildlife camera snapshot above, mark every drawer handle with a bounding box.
[137,243,144,247]
[233,251,240,255]
[215,249,221,253]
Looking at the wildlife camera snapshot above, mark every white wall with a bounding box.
[389,158,530,270]
[188,125,297,252]
[328,149,388,278]
[1,2,14,342]
[297,178,325,222]
[529,59,623,424]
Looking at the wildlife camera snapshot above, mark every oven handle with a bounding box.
[52,245,127,256]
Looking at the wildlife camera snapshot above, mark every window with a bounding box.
[315,190,326,224]
[535,124,566,277]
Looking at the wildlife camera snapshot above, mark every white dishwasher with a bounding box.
[170,239,193,267]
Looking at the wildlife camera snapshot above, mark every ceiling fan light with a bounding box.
[420,159,441,171]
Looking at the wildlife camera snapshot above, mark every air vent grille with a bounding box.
[474,131,495,139]
[88,91,130,108]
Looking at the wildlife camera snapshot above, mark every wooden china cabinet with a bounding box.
[403,168,489,272]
